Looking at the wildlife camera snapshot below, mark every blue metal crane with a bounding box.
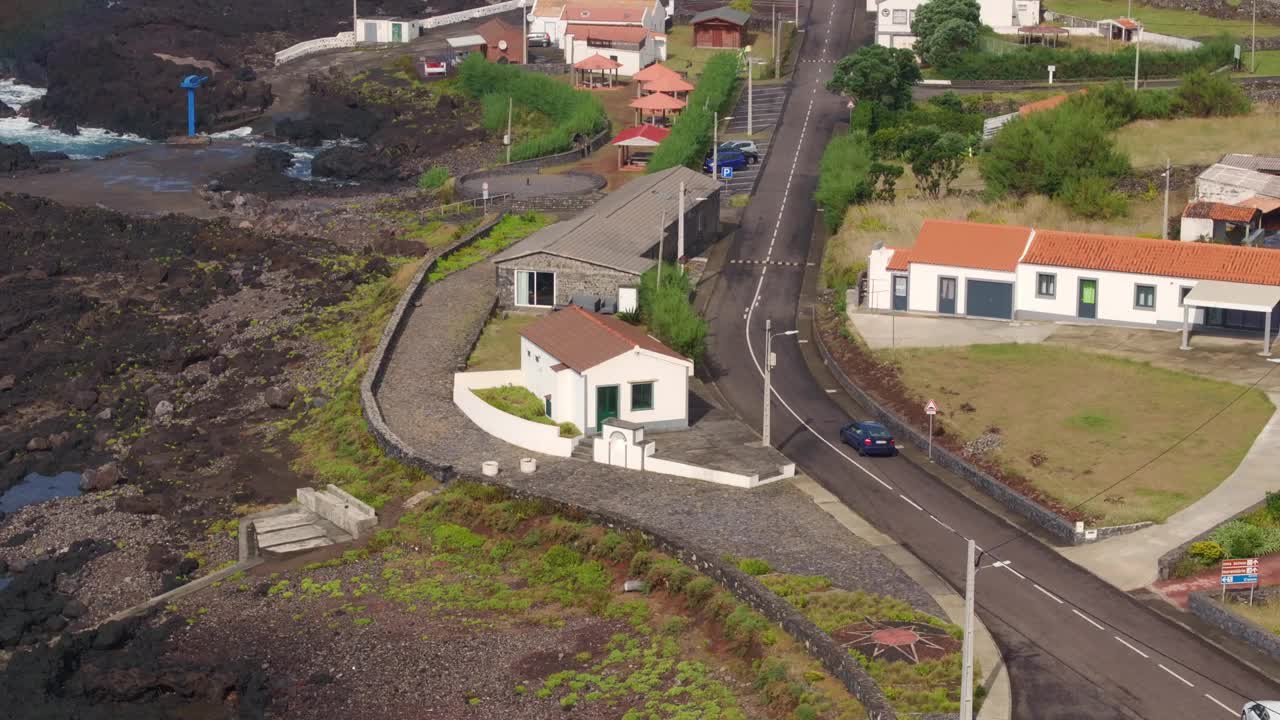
[179,75,209,136]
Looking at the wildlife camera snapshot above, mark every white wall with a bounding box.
[520,337,560,408]
[453,369,579,457]
[874,0,1039,46]
[358,18,419,43]
[1180,217,1215,243]
[1015,264,1204,326]
[539,0,666,46]
[565,35,658,75]
[866,246,895,311]
[907,263,1017,315]
[1197,178,1256,205]
[584,348,691,430]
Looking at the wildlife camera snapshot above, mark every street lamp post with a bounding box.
[959,539,977,720]
[762,319,799,447]
[1133,25,1142,90]
[521,0,529,65]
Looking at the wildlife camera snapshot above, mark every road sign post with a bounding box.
[1220,558,1260,603]
[721,166,733,179]
[482,181,490,213]
[925,399,938,461]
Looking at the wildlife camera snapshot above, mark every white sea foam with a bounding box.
[0,80,150,158]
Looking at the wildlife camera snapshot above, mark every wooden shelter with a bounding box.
[610,124,670,170]
[691,7,750,49]
[1016,25,1068,46]
[629,91,686,126]
[574,53,622,88]
[632,63,682,96]
[641,74,695,99]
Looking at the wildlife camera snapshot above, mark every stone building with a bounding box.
[492,166,721,312]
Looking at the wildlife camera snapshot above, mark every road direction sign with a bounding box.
[1221,574,1259,585]
[925,399,938,415]
[1222,558,1259,572]
[721,166,733,179]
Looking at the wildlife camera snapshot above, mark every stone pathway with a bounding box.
[375,260,941,613]
[252,510,351,555]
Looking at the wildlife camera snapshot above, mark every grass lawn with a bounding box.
[1234,49,1280,75]
[666,26,781,80]
[473,384,555,425]
[466,311,541,371]
[1044,0,1280,38]
[1227,597,1280,635]
[885,344,1274,525]
[1114,105,1280,168]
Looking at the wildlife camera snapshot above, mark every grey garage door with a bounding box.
[965,280,1013,319]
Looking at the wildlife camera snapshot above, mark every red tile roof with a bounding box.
[633,63,681,82]
[1238,196,1280,214]
[1023,230,1280,286]
[1183,201,1261,223]
[891,219,1032,272]
[886,249,912,271]
[520,305,690,372]
[563,4,648,23]
[1113,17,1140,29]
[566,23,649,42]
[574,52,623,70]
[610,124,670,146]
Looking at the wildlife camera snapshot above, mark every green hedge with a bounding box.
[457,55,608,162]
[646,52,742,173]
[941,36,1234,81]
[814,133,873,231]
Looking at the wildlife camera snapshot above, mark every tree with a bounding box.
[828,46,921,111]
[911,0,981,44]
[869,162,904,202]
[729,0,753,13]
[916,17,979,68]
[1174,69,1251,117]
[907,132,968,198]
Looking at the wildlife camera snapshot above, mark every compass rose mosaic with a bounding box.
[829,619,960,664]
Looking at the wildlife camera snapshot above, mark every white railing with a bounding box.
[983,112,1018,140]
[452,370,579,457]
[421,0,524,29]
[275,31,356,65]
[1142,31,1202,50]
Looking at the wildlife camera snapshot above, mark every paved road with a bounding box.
[701,1,1280,718]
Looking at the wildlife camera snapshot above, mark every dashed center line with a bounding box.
[1115,636,1149,659]
[1072,608,1105,631]
[1158,664,1195,688]
[1032,584,1063,604]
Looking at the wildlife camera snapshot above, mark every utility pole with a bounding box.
[959,539,977,720]
[773,6,779,79]
[713,110,719,180]
[747,46,753,135]
[522,0,529,65]
[677,180,685,261]
[763,318,773,447]
[795,0,800,29]
[1162,157,1171,240]
[506,96,513,164]
[657,207,666,289]
[1133,25,1142,90]
[353,0,358,37]
[1253,0,1258,72]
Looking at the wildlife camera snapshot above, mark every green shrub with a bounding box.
[736,557,773,576]
[1187,540,1225,565]
[940,36,1235,81]
[629,550,657,577]
[428,211,552,282]
[1213,520,1270,558]
[473,384,555,425]
[433,523,486,552]
[646,52,740,172]
[1267,491,1280,522]
[1058,176,1129,219]
[637,264,708,363]
[417,165,449,191]
[558,421,581,438]
[683,576,717,607]
[1174,69,1251,117]
[982,104,1128,205]
[667,565,696,593]
[815,132,873,231]
[456,55,607,161]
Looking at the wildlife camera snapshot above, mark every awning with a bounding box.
[1183,280,1280,313]
[447,34,485,48]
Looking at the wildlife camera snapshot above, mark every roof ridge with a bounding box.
[571,305,641,350]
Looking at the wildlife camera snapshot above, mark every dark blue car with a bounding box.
[840,420,897,456]
[704,148,748,174]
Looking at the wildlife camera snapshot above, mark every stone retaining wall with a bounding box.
[359,206,901,720]
[812,309,1152,547]
[1156,499,1269,580]
[455,168,607,199]
[1188,590,1280,660]
[501,127,614,171]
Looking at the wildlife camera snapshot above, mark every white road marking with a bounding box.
[1072,608,1105,630]
[1158,664,1194,688]
[1032,584,1063,604]
[1204,694,1235,715]
[900,494,923,512]
[993,561,1026,580]
[825,388,837,393]
[1114,636,1149,658]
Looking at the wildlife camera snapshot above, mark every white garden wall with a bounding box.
[453,369,579,457]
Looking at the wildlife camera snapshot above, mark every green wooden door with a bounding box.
[596,386,619,431]
[391,23,403,42]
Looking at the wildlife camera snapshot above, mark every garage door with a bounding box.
[966,280,1013,319]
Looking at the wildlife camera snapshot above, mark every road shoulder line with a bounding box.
[791,474,1012,720]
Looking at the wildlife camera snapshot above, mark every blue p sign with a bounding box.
[721,166,733,179]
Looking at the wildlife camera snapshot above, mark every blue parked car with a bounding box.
[840,420,897,456]
[704,148,748,174]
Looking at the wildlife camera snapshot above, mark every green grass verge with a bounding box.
[428,211,552,282]
[473,384,555,426]
[1114,106,1280,168]
[887,344,1274,525]
[466,312,541,371]
[1045,0,1280,38]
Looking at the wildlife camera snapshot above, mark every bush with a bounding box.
[1187,540,1226,565]
[473,384,555,425]
[982,104,1128,202]
[428,211,552,282]
[456,55,607,162]
[736,557,773,576]
[417,165,449,191]
[1213,520,1269,558]
[940,36,1235,81]
[682,576,717,607]
[1267,491,1280,522]
[1174,69,1251,117]
[1058,176,1129,219]
[557,421,581,438]
[828,46,921,110]
[637,264,708,363]
[647,52,740,172]
[815,133,873,230]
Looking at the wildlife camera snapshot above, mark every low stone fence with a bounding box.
[813,308,1152,546]
[420,0,522,29]
[274,31,355,65]
[455,168,607,199]
[522,63,572,75]
[1156,499,1269,580]
[358,206,900,720]
[1189,590,1280,660]
[502,127,614,171]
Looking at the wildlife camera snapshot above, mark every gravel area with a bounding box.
[375,264,941,614]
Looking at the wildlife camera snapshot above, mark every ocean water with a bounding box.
[0,80,151,159]
[0,471,82,514]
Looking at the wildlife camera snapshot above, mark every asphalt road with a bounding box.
[701,1,1280,718]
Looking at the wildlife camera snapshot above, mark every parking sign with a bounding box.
[721,166,733,179]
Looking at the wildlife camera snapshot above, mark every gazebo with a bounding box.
[609,124,670,170]
[641,74,695,100]
[574,53,622,88]
[1016,25,1069,46]
[629,91,687,126]
[632,63,682,97]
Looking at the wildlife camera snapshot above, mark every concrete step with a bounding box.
[253,511,317,534]
[263,536,334,556]
[571,441,594,461]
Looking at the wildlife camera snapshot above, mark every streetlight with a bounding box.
[520,0,529,66]
[1133,23,1142,90]
[762,318,799,447]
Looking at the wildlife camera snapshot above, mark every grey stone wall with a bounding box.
[359,197,901,720]
[499,128,615,172]
[1189,590,1280,660]
[1157,499,1269,580]
[495,253,638,308]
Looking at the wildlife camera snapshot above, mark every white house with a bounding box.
[531,0,668,49]
[867,219,1280,353]
[872,0,1040,48]
[1179,201,1263,244]
[356,16,421,43]
[564,24,665,74]
[519,305,693,434]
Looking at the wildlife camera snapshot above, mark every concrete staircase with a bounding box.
[249,485,377,557]
[571,441,594,461]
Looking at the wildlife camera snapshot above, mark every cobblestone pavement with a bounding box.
[375,262,940,613]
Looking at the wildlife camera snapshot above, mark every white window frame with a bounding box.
[1134,283,1156,310]
[629,380,655,411]
[514,269,556,307]
[1036,272,1056,299]
[892,9,908,24]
